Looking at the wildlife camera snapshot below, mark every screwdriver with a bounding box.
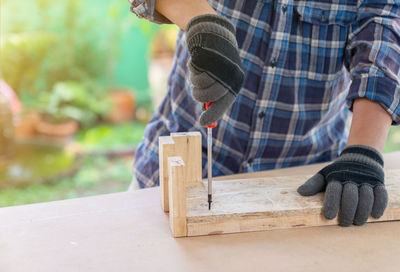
[203,102,217,210]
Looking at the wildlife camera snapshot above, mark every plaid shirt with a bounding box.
[131,0,400,188]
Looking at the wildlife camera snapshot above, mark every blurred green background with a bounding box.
[0,0,178,206]
[1,0,177,105]
[0,0,399,208]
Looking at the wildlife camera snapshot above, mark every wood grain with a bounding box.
[159,132,202,212]
[168,157,187,237]
[162,132,400,237]
[185,169,400,236]
[159,136,175,212]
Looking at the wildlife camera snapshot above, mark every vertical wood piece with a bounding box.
[158,132,202,212]
[168,157,187,237]
[159,136,174,212]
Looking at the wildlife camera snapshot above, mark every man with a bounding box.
[130,0,400,226]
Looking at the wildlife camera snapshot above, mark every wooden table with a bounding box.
[1,152,400,272]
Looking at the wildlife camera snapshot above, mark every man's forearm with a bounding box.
[346,98,392,152]
[155,0,216,29]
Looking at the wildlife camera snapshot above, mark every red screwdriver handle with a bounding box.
[202,102,217,128]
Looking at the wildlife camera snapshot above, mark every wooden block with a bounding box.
[158,132,202,212]
[159,136,175,212]
[161,131,400,237]
[184,169,400,236]
[168,157,187,237]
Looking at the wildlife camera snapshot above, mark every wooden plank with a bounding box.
[184,169,400,236]
[164,132,202,237]
[162,132,400,237]
[168,157,187,237]
[159,132,202,212]
[159,136,175,212]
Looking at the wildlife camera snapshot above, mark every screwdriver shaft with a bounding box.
[207,127,212,210]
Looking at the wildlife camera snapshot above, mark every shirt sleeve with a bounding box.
[345,0,400,125]
[129,0,171,24]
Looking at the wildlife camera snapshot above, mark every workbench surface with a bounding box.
[1,152,400,272]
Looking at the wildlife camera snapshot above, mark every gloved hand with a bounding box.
[185,14,244,126]
[297,145,388,226]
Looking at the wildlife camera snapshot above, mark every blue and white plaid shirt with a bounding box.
[131,0,400,188]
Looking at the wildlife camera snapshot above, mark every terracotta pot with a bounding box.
[108,89,136,123]
[14,110,41,139]
[35,118,79,137]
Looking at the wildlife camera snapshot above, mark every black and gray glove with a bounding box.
[186,14,244,126]
[297,145,388,226]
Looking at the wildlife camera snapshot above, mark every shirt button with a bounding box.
[258,111,266,119]
[281,4,288,13]
[270,58,277,67]
[320,14,327,22]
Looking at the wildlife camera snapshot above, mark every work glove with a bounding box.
[185,14,245,126]
[297,145,388,226]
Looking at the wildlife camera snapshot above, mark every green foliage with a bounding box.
[0,0,176,207]
[0,32,57,93]
[75,122,146,151]
[1,0,107,95]
[1,0,177,110]
[0,156,133,207]
[0,0,166,93]
[0,142,76,186]
[37,81,111,126]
